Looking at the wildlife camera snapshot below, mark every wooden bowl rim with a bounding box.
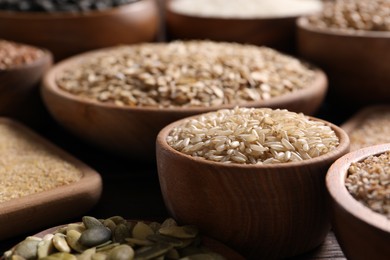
[0,117,102,214]
[0,48,52,72]
[341,104,390,134]
[0,0,154,20]
[326,143,390,233]
[297,16,390,38]
[156,112,350,169]
[42,44,328,115]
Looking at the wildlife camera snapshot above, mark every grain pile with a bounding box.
[307,0,390,32]
[166,107,339,164]
[348,111,390,151]
[346,151,390,218]
[0,124,82,203]
[56,41,316,108]
[0,40,44,70]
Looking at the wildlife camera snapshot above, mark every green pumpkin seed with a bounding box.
[41,252,77,260]
[82,217,105,230]
[14,239,40,260]
[132,222,154,240]
[134,242,172,260]
[113,223,131,243]
[159,225,198,239]
[147,234,184,247]
[125,238,153,247]
[79,227,111,247]
[107,216,126,225]
[107,245,134,260]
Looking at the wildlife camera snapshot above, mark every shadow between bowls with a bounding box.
[0,0,159,61]
[0,48,53,128]
[326,143,390,260]
[0,118,102,241]
[41,46,328,160]
[156,114,350,259]
[297,16,390,107]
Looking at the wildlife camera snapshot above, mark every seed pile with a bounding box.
[57,41,316,108]
[0,0,138,12]
[4,216,225,260]
[0,124,82,203]
[167,107,339,164]
[346,151,390,218]
[348,111,390,151]
[169,0,322,18]
[0,40,44,70]
[307,0,390,32]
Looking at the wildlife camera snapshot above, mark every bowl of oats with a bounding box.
[326,143,390,260]
[0,0,159,61]
[42,41,327,159]
[156,107,350,259]
[297,0,390,107]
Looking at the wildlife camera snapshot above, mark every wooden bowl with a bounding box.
[326,143,390,260]
[0,118,102,240]
[341,105,390,151]
[156,114,350,259]
[297,16,390,107]
[41,47,328,159]
[0,47,52,127]
[166,0,321,53]
[4,221,244,260]
[0,0,159,61]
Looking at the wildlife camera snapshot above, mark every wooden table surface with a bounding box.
[0,103,354,259]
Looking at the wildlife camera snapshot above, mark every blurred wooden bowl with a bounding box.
[0,0,159,61]
[0,118,102,240]
[326,143,390,260]
[0,47,52,127]
[297,16,390,107]
[41,46,328,159]
[156,114,350,259]
[165,0,322,53]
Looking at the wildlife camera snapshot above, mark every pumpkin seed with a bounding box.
[11,255,26,260]
[67,223,86,234]
[37,239,55,258]
[96,243,119,252]
[107,216,126,225]
[159,226,198,239]
[41,252,77,260]
[53,234,71,253]
[79,228,112,247]
[147,234,184,247]
[66,230,87,253]
[107,245,134,260]
[76,248,96,260]
[102,219,116,233]
[161,218,177,228]
[134,242,172,260]
[14,239,40,260]
[91,253,107,260]
[166,248,180,259]
[82,217,105,230]
[132,222,154,240]
[148,222,161,233]
[125,238,154,247]
[113,224,131,244]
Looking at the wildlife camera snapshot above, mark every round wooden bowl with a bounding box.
[0,47,52,127]
[326,144,390,260]
[156,115,350,259]
[166,0,321,53]
[297,16,390,107]
[41,46,327,159]
[0,0,159,61]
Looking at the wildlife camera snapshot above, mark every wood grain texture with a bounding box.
[326,144,390,260]
[0,49,52,127]
[165,0,297,53]
[41,47,328,159]
[0,0,159,61]
[297,17,390,107]
[156,116,350,259]
[0,118,102,241]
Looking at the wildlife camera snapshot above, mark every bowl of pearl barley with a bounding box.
[42,40,327,159]
[156,107,350,259]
